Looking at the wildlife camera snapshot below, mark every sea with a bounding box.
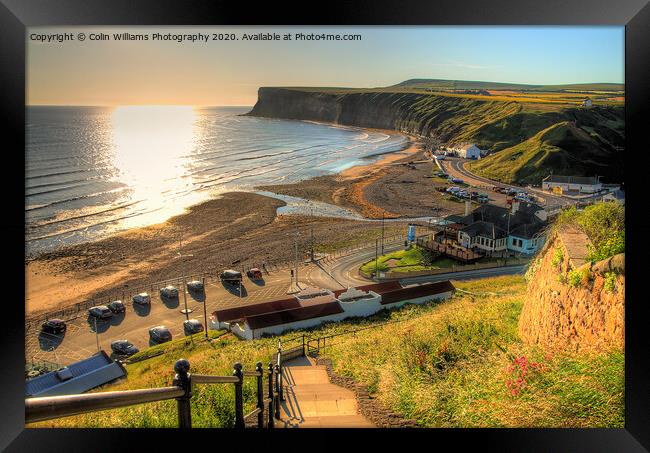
[26,106,408,255]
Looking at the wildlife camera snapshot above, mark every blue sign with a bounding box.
[407,224,416,242]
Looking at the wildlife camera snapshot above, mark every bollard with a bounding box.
[233,362,244,428]
[256,362,264,428]
[267,362,275,428]
[173,359,192,428]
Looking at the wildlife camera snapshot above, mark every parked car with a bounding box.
[446,186,460,193]
[107,300,126,314]
[160,285,179,299]
[470,191,480,198]
[246,268,263,280]
[88,305,113,319]
[186,280,204,292]
[41,319,66,335]
[110,340,139,357]
[220,269,243,283]
[149,326,172,344]
[452,178,464,184]
[183,319,204,335]
[477,194,489,204]
[132,292,151,305]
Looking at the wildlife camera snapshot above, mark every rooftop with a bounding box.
[543,175,600,185]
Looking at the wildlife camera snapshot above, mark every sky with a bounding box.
[27,26,624,106]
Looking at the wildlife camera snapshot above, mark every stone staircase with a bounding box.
[277,356,375,428]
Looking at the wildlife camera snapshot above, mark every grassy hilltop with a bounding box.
[33,275,623,428]
[247,79,624,184]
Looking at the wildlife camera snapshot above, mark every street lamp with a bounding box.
[176,235,193,321]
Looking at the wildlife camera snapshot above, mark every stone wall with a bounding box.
[518,229,624,351]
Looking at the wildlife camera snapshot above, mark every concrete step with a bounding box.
[280,415,375,428]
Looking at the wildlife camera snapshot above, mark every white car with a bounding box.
[447,186,460,193]
[160,285,179,299]
[132,292,151,305]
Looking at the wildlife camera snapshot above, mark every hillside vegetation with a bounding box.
[247,83,624,183]
[32,275,623,428]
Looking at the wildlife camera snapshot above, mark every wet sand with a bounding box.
[26,136,462,316]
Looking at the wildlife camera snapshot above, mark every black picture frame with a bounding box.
[1,0,647,450]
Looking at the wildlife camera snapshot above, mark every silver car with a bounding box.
[186,280,204,292]
[160,285,179,299]
[132,292,151,305]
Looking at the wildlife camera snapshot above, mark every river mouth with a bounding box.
[254,190,447,225]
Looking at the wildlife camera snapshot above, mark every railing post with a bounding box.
[173,359,192,429]
[233,362,245,428]
[274,364,281,419]
[267,362,275,428]
[277,340,284,402]
[255,362,264,429]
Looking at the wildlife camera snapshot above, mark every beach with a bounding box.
[25,135,463,316]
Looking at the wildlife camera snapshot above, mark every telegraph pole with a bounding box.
[177,234,193,320]
[381,212,385,255]
[375,238,379,280]
[294,229,299,286]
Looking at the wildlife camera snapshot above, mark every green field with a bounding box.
[360,246,456,273]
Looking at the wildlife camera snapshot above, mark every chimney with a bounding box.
[511,200,520,214]
[465,200,471,216]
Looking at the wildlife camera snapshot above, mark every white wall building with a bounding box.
[542,175,602,194]
[450,143,482,159]
[210,281,455,340]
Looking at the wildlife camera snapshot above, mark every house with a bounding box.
[25,351,126,398]
[443,201,548,256]
[542,175,602,194]
[210,281,455,340]
[449,143,482,159]
[582,98,593,108]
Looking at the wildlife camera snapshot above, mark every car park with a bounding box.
[183,319,204,335]
[160,285,179,299]
[132,293,151,305]
[246,268,263,280]
[110,340,139,357]
[149,326,172,344]
[220,269,243,283]
[41,319,66,335]
[88,305,113,319]
[186,280,204,292]
[107,300,126,314]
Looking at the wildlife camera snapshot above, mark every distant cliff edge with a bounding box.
[246,87,624,184]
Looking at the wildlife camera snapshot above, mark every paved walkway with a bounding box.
[277,356,375,428]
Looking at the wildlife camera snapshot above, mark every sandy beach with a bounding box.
[26,135,462,317]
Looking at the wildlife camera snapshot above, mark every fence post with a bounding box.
[267,362,275,428]
[233,362,244,428]
[277,340,284,402]
[274,364,281,419]
[255,362,264,428]
[173,359,192,428]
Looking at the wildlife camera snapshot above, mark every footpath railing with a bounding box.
[25,339,302,428]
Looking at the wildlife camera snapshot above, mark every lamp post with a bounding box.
[176,235,193,321]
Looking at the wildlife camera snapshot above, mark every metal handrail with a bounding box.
[24,353,297,429]
[25,386,184,424]
[192,374,239,384]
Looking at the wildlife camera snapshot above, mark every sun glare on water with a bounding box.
[110,105,203,228]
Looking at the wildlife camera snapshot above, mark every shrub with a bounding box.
[551,247,564,268]
[567,268,591,287]
[603,272,617,293]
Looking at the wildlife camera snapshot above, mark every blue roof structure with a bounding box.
[26,351,126,398]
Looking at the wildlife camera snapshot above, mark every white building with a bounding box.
[210,281,455,340]
[542,175,602,194]
[449,143,482,159]
[582,98,593,108]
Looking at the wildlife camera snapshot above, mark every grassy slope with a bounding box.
[359,247,455,273]
[253,86,624,183]
[32,276,623,428]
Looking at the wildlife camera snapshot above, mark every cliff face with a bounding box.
[247,88,624,183]
[519,230,624,351]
